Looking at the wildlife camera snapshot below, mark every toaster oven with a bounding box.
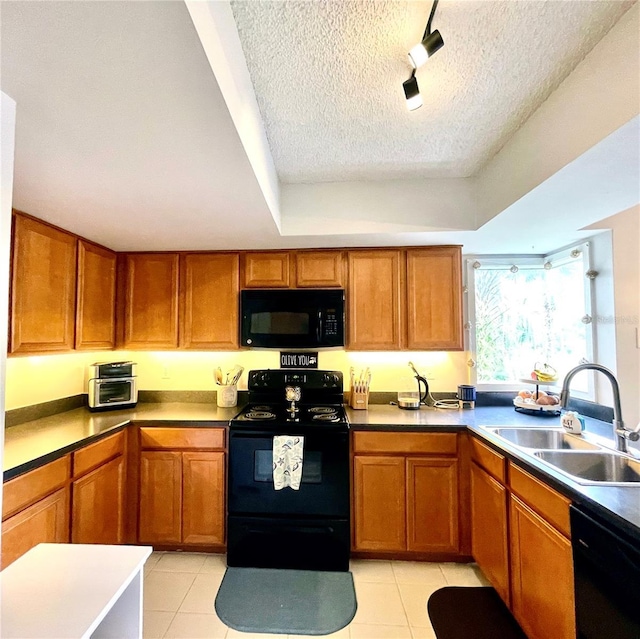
[88,361,138,410]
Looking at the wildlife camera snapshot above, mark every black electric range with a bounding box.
[227,369,350,571]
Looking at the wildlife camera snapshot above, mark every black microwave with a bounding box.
[240,289,345,349]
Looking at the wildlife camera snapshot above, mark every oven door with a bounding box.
[228,428,349,518]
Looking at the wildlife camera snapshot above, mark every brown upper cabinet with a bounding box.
[122,253,179,349]
[295,251,344,288]
[347,246,463,351]
[75,240,117,350]
[10,213,77,354]
[406,247,463,350]
[180,253,239,350]
[243,252,290,288]
[348,250,403,350]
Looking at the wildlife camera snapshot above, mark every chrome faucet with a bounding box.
[560,363,639,454]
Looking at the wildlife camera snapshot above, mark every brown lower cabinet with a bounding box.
[139,450,225,546]
[470,436,576,639]
[1,488,70,569]
[352,432,461,557]
[137,426,226,547]
[72,455,125,544]
[470,460,510,604]
[510,494,575,639]
[1,455,71,569]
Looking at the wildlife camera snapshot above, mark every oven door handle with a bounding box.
[317,310,323,343]
[248,524,336,535]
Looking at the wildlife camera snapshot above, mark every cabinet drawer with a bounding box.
[73,431,124,478]
[353,432,457,455]
[470,437,506,483]
[140,427,225,450]
[2,456,70,520]
[508,463,571,538]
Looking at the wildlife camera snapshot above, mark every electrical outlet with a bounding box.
[162,364,170,379]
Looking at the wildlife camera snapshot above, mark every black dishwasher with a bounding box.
[570,504,640,639]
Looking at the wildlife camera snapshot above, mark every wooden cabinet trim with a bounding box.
[470,437,506,483]
[140,427,225,451]
[508,463,571,538]
[353,431,457,455]
[2,456,70,519]
[72,431,125,478]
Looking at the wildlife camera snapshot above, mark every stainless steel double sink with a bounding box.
[483,427,640,486]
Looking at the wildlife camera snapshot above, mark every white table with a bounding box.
[0,543,152,639]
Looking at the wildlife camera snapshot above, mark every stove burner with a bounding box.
[312,413,340,422]
[244,411,276,420]
[309,407,338,414]
[252,405,273,412]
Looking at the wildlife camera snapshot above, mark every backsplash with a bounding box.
[5,350,470,411]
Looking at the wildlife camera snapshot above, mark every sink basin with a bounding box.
[485,428,600,451]
[533,450,640,485]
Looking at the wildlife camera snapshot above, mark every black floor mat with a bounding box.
[427,586,527,639]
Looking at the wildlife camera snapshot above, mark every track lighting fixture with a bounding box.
[408,0,444,69]
[403,72,422,111]
[402,0,444,111]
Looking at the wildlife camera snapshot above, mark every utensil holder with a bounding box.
[217,384,238,408]
[349,390,369,410]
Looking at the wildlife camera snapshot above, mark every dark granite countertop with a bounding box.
[4,401,639,539]
[3,403,240,480]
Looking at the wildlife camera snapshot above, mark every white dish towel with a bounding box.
[273,435,304,490]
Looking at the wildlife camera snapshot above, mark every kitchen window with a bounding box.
[466,242,594,397]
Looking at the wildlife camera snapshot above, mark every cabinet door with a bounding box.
[139,451,182,544]
[470,461,510,604]
[10,214,77,353]
[296,251,344,288]
[75,240,117,349]
[348,250,402,350]
[406,457,459,553]
[1,488,70,569]
[509,495,575,639]
[72,456,125,545]
[182,452,225,544]
[406,247,463,350]
[123,253,179,348]
[353,455,406,551]
[243,252,290,288]
[180,253,239,349]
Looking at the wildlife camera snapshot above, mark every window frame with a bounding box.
[464,241,595,399]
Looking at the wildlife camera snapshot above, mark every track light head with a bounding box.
[408,29,444,69]
[403,75,422,111]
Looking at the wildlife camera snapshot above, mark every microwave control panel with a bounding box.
[324,309,339,336]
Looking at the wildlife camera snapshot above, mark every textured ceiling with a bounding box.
[230,0,635,182]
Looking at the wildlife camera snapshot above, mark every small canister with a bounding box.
[458,385,476,408]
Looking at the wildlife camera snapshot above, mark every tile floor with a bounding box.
[143,552,490,639]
